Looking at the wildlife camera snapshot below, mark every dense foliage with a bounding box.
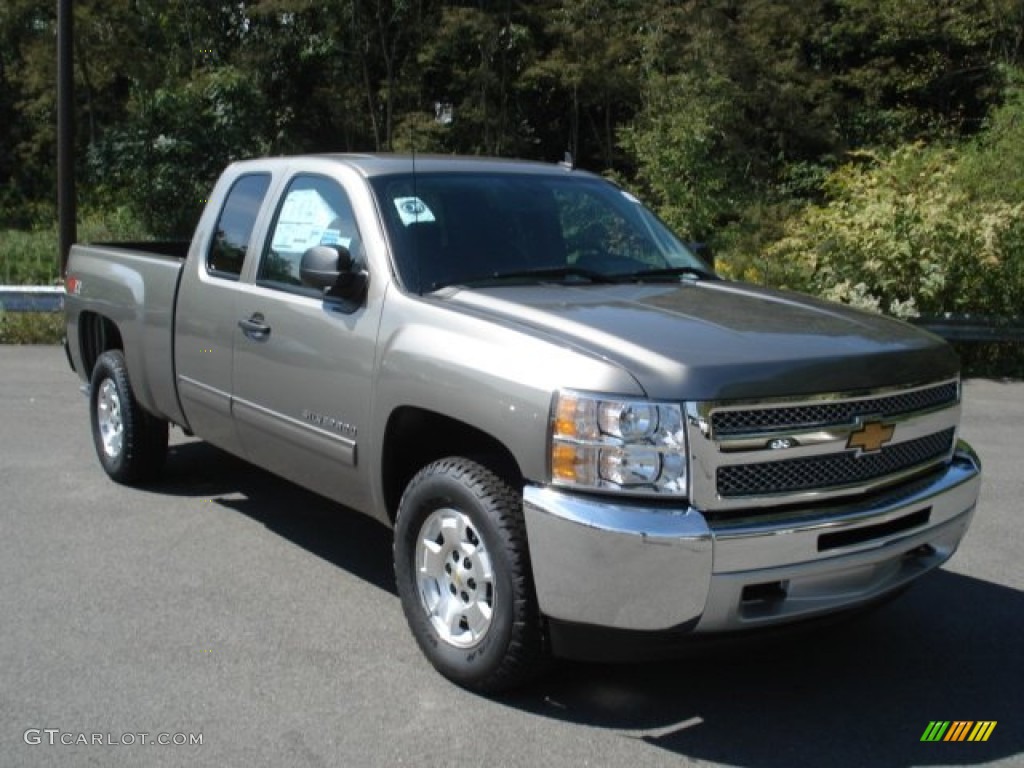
[764,81,1024,318]
[1,207,148,284]
[1,0,1022,319]
[0,309,63,344]
[765,152,1024,319]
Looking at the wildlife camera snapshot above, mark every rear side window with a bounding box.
[207,173,271,279]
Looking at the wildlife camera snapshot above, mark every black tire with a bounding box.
[394,457,546,692]
[89,349,168,485]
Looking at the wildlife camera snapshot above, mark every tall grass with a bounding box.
[0,207,150,285]
[0,229,57,284]
[0,309,64,344]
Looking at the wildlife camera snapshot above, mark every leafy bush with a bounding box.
[954,341,1024,381]
[619,72,745,241]
[0,309,63,344]
[956,69,1024,205]
[88,68,270,238]
[78,206,151,243]
[712,199,810,285]
[0,228,58,284]
[0,207,150,285]
[763,145,1024,318]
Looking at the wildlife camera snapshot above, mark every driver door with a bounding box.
[231,173,379,511]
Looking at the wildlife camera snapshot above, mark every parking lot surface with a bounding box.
[2,345,1021,767]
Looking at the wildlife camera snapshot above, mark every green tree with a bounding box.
[812,0,1023,146]
[522,0,644,168]
[620,70,744,240]
[3,0,1024,271]
[404,3,538,156]
[956,68,1024,204]
[1,0,58,226]
[89,68,270,237]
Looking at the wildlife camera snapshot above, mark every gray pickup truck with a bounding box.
[64,154,982,691]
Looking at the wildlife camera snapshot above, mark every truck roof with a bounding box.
[225,153,597,180]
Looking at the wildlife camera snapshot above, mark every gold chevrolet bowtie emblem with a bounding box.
[847,421,895,453]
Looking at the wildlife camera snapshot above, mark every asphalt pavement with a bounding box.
[1,345,1021,767]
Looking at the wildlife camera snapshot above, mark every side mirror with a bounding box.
[300,244,351,290]
[300,244,368,311]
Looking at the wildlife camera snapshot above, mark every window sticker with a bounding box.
[394,196,436,226]
[319,229,352,249]
[271,189,339,253]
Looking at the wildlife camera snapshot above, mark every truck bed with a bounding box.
[89,240,192,259]
[65,242,189,426]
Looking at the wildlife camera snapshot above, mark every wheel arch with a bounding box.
[78,311,123,377]
[380,406,524,524]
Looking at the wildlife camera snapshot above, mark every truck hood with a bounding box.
[441,280,958,401]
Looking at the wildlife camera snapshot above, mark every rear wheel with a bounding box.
[89,350,168,485]
[394,457,545,692]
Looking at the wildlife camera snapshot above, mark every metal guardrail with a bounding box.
[911,315,1024,343]
[0,286,65,312]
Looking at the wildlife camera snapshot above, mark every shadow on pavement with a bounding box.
[153,438,396,596]
[506,568,1023,767]
[155,437,1021,766]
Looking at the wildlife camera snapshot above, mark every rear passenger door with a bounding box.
[230,173,380,510]
[176,172,273,456]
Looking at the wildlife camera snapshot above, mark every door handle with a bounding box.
[238,313,271,341]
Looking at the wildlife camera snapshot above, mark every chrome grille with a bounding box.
[687,378,962,512]
[710,381,958,436]
[716,428,955,498]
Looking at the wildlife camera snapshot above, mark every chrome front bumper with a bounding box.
[523,443,981,634]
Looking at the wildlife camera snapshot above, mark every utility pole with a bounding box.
[57,0,76,277]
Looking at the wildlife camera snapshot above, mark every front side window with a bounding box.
[258,175,361,295]
[369,173,707,293]
[207,174,271,279]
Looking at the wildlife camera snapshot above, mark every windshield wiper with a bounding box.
[612,265,717,282]
[472,266,617,285]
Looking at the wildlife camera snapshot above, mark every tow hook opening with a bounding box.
[904,543,936,560]
[741,580,789,605]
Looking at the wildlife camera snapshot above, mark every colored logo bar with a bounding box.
[921,721,997,742]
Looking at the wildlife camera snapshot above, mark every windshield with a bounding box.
[369,172,711,293]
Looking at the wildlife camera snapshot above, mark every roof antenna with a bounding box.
[559,150,575,170]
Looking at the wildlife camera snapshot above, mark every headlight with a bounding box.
[550,390,687,495]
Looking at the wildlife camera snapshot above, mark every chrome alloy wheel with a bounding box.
[415,507,496,648]
[96,378,124,459]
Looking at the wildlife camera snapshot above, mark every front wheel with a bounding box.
[394,457,546,692]
[89,349,168,485]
